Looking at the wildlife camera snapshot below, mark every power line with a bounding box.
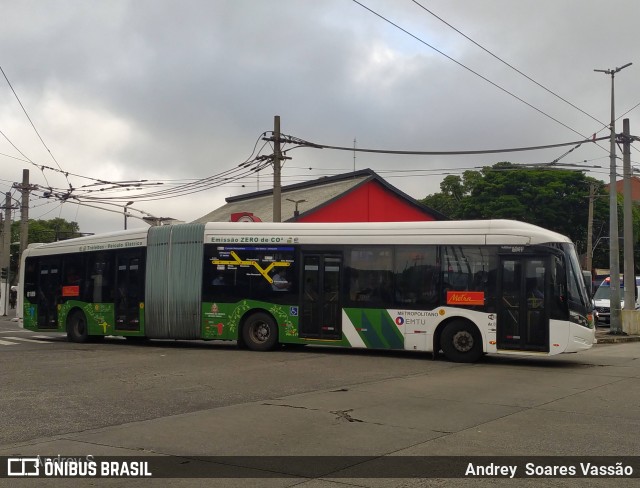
[0,130,52,188]
[35,133,274,208]
[279,132,609,155]
[408,0,615,166]
[410,0,607,129]
[351,0,603,142]
[5,131,273,210]
[0,64,71,188]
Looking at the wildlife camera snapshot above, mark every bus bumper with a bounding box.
[565,322,596,352]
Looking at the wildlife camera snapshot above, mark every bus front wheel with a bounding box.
[440,320,483,363]
[67,311,89,343]
[242,312,279,351]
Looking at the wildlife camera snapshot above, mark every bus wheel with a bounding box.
[67,311,89,343]
[440,321,483,363]
[242,312,279,351]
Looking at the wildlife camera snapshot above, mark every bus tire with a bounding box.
[440,320,483,363]
[242,312,279,351]
[67,311,89,343]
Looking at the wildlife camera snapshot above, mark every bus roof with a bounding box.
[21,219,570,257]
[201,219,571,246]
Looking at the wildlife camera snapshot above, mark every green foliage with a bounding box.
[11,217,81,245]
[420,162,613,264]
[7,218,82,283]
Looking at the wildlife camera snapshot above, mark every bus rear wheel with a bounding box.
[67,311,89,343]
[440,320,483,363]
[242,312,279,351]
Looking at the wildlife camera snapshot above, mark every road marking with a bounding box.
[3,336,49,343]
[0,339,18,345]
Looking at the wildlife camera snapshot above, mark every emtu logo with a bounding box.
[395,316,404,326]
[7,458,39,476]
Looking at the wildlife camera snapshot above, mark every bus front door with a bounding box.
[497,256,550,352]
[299,253,342,340]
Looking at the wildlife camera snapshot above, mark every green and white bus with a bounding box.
[19,220,595,362]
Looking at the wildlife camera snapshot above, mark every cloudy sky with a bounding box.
[1,0,639,234]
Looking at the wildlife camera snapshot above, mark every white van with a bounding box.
[593,275,640,325]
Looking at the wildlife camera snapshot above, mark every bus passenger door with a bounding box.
[299,253,342,340]
[37,258,61,329]
[497,256,550,352]
[114,251,144,331]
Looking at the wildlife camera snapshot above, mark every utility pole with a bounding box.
[586,183,595,274]
[353,138,356,172]
[2,192,11,265]
[18,169,32,270]
[1,193,12,315]
[622,118,635,312]
[594,62,631,334]
[273,115,282,223]
[11,169,37,283]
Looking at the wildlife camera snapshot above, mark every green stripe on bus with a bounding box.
[345,309,404,349]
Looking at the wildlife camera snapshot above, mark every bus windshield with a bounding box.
[562,243,590,307]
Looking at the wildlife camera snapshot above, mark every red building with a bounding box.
[194,168,447,223]
[607,176,640,202]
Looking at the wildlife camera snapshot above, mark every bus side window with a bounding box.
[89,252,114,303]
[24,259,38,300]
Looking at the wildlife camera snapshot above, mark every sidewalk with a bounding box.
[0,306,17,323]
[595,325,640,343]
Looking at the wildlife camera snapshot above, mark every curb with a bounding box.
[596,334,640,344]
[596,327,640,344]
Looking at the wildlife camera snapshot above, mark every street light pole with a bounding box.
[594,62,632,334]
[124,201,134,230]
[622,118,635,313]
[286,198,306,219]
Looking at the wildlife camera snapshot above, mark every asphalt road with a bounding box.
[1,314,639,487]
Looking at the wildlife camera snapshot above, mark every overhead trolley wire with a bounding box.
[410,0,607,129]
[352,1,606,144]
[0,64,71,188]
[63,135,274,204]
[278,133,610,155]
[29,131,273,208]
[408,0,616,165]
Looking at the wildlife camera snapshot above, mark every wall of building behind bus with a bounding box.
[295,180,437,223]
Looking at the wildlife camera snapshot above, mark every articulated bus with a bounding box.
[19,220,595,362]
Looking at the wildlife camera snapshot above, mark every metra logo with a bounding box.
[446,291,485,306]
[395,317,405,325]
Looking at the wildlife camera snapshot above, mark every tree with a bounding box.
[420,162,613,264]
[11,217,81,245]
